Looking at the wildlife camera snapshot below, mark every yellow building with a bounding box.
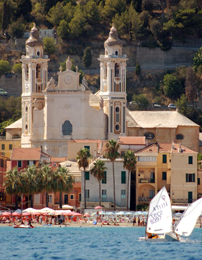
[0,139,21,158]
[135,142,198,208]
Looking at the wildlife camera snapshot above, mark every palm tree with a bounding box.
[105,139,120,211]
[40,165,54,207]
[91,159,107,206]
[20,165,38,208]
[4,167,20,209]
[76,148,91,210]
[123,150,136,211]
[55,167,74,209]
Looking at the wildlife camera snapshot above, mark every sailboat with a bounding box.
[139,186,173,241]
[165,197,202,241]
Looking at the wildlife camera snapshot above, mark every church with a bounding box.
[5,24,199,158]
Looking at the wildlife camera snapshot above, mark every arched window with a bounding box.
[62,120,72,136]
[176,134,184,140]
[115,63,119,77]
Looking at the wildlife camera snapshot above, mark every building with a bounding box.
[135,142,198,209]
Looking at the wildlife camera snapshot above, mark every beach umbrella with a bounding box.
[2,212,11,216]
[64,211,74,216]
[39,207,55,213]
[83,213,91,217]
[73,212,82,216]
[22,212,31,216]
[95,206,103,209]
[12,212,21,216]
[22,208,38,213]
[62,204,73,210]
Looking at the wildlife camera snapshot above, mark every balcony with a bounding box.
[139,178,155,184]
[138,197,152,202]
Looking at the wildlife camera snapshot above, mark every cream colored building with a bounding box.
[135,142,198,209]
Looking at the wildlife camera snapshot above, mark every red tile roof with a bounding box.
[119,136,146,145]
[136,143,197,154]
[11,148,51,160]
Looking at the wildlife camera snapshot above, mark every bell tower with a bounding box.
[98,24,128,140]
[21,23,49,147]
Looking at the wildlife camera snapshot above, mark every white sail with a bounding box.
[146,186,172,234]
[174,197,202,237]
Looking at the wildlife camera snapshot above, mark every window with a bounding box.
[102,190,107,199]
[70,194,74,200]
[162,154,167,163]
[121,190,126,199]
[9,144,12,150]
[186,173,195,182]
[162,172,167,180]
[34,194,40,204]
[85,171,90,180]
[188,156,193,164]
[121,171,126,184]
[198,178,200,185]
[48,195,52,203]
[13,134,20,139]
[102,171,107,184]
[84,146,90,152]
[176,134,184,140]
[1,144,5,150]
[17,161,22,167]
[85,190,89,199]
[62,120,72,135]
[79,194,81,202]
[150,190,155,199]
[137,156,157,162]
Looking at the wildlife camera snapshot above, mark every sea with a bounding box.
[0,226,202,260]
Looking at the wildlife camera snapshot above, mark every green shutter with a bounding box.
[85,171,89,180]
[162,172,167,180]
[102,171,107,184]
[121,171,126,184]
[163,154,167,163]
[193,174,195,182]
[186,173,189,182]
[188,156,193,164]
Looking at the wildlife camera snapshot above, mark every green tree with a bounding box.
[123,150,136,211]
[82,47,92,69]
[175,94,188,115]
[76,148,91,210]
[55,167,74,209]
[46,2,64,27]
[12,63,22,74]
[103,0,126,21]
[40,165,54,207]
[8,17,26,39]
[31,2,46,24]
[193,47,202,70]
[83,0,101,27]
[185,67,197,103]
[135,61,141,75]
[2,0,12,33]
[132,94,149,110]
[105,139,120,211]
[4,167,20,209]
[14,0,32,22]
[57,19,69,40]
[91,159,107,206]
[43,37,57,56]
[162,74,184,99]
[68,5,86,38]
[0,60,11,75]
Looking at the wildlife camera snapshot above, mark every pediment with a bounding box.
[56,69,80,91]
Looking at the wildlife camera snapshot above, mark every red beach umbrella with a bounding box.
[65,211,74,216]
[83,213,91,217]
[2,212,11,216]
[22,212,31,216]
[12,212,21,216]
[73,212,82,216]
[95,206,103,209]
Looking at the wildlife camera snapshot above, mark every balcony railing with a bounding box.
[138,197,153,202]
[139,178,155,183]
[172,199,193,204]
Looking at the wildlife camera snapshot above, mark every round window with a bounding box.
[115,124,120,131]
[176,134,184,140]
[115,107,120,113]
[144,132,155,140]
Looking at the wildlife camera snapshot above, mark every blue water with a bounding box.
[0,227,202,260]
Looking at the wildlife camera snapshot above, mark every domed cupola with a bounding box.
[26,23,43,58]
[104,24,122,56]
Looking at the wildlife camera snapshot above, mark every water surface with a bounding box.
[0,226,201,260]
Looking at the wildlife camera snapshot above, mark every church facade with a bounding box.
[4,24,199,158]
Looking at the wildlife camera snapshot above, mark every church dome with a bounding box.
[26,23,43,47]
[104,24,122,48]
